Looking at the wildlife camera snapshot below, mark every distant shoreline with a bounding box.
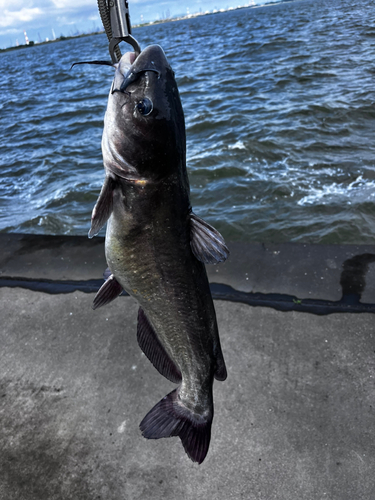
[0,0,297,54]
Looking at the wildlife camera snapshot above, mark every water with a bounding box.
[1,0,375,244]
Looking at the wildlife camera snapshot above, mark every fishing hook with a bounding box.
[97,0,141,64]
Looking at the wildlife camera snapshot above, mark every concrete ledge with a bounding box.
[1,233,375,308]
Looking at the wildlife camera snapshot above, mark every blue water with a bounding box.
[1,0,375,243]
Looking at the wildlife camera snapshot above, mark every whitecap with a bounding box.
[228,140,246,150]
[298,176,375,206]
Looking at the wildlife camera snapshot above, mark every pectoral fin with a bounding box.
[92,273,123,310]
[88,176,115,238]
[137,308,182,384]
[190,213,229,264]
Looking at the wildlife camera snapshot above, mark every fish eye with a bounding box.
[136,98,153,116]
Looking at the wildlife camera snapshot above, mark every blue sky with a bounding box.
[0,0,273,49]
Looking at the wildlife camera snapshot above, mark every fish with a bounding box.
[89,45,229,464]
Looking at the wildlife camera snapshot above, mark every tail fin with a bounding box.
[139,388,212,464]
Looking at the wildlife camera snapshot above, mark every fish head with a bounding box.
[103,45,186,182]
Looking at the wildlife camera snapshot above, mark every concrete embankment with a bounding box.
[0,233,374,499]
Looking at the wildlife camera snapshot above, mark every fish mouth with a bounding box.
[114,68,160,94]
[113,45,167,94]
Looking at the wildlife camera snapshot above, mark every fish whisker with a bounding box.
[70,60,115,70]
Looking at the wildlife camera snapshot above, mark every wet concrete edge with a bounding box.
[1,232,375,315]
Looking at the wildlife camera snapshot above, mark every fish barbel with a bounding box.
[89,45,229,464]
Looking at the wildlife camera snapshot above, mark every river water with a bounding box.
[1,0,374,244]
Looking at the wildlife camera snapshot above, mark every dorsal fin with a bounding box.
[137,308,182,384]
[190,213,229,264]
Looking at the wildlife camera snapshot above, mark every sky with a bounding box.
[0,0,272,49]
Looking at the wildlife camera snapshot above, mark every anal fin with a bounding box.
[190,213,229,264]
[137,308,182,384]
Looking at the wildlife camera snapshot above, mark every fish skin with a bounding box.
[92,45,227,464]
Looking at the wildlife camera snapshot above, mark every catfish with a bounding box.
[90,45,229,464]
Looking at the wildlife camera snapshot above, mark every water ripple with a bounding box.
[1,0,375,244]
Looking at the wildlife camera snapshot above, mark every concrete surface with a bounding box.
[0,234,375,499]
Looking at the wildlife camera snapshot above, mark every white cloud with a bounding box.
[51,0,94,8]
[0,0,101,35]
[0,8,43,28]
[0,0,34,8]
